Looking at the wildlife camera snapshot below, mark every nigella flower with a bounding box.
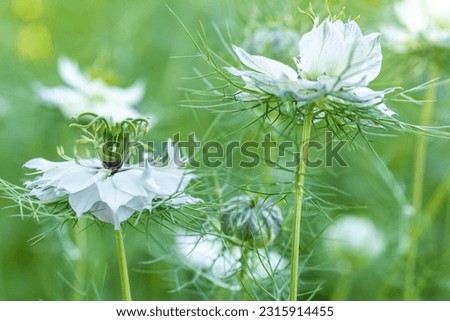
[36,57,145,122]
[225,17,395,124]
[383,0,450,52]
[176,232,287,290]
[323,215,385,266]
[24,141,198,230]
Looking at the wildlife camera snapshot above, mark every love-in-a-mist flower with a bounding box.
[176,196,286,290]
[226,17,395,124]
[24,117,198,230]
[36,57,145,122]
[383,0,450,52]
[176,232,287,291]
[323,215,385,266]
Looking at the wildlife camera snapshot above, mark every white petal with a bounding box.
[89,202,135,230]
[58,57,91,91]
[95,178,134,212]
[57,166,102,194]
[298,19,346,79]
[232,45,298,80]
[25,159,80,191]
[375,103,396,117]
[111,170,149,197]
[176,233,241,279]
[251,251,288,280]
[107,81,146,105]
[24,158,62,171]
[298,19,382,88]
[113,206,137,229]
[344,21,363,39]
[151,166,190,196]
[125,196,153,212]
[29,186,62,201]
[68,184,101,217]
[36,85,90,116]
[177,234,220,270]
[342,33,382,86]
[333,87,386,104]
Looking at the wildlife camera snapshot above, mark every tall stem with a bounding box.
[115,228,132,301]
[72,218,87,300]
[404,64,439,300]
[290,105,314,301]
[239,248,251,301]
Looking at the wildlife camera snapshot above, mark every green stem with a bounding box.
[404,64,439,300]
[72,218,87,300]
[289,105,314,301]
[115,228,132,301]
[239,247,252,301]
[331,265,353,301]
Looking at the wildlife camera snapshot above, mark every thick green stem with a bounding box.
[115,228,132,301]
[404,64,439,300]
[290,105,314,301]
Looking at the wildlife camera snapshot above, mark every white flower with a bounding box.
[36,57,145,122]
[24,144,198,230]
[226,18,394,118]
[383,0,450,52]
[176,231,287,290]
[298,19,382,89]
[324,215,385,264]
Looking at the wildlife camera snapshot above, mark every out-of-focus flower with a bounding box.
[24,142,198,230]
[176,231,287,290]
[221,196,283,247]
[226,17,395,122]
[243,26,300,60]
[383,0,450,52]
[36,57,145,122]
[324,215,385,266]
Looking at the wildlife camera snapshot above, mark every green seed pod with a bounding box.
[221,196,283,247]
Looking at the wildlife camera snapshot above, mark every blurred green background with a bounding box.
[0,0,449,300]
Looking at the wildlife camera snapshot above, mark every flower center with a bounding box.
[71,113,150,174]
[100,139,128,174]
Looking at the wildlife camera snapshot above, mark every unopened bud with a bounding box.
[221,196,283,247]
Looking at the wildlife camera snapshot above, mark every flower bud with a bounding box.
[221,196,283,247]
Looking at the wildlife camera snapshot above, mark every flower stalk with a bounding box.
[115,228,132,301]
[72,219,87,300]
[404,63,439,300]
[290,104,314,301]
